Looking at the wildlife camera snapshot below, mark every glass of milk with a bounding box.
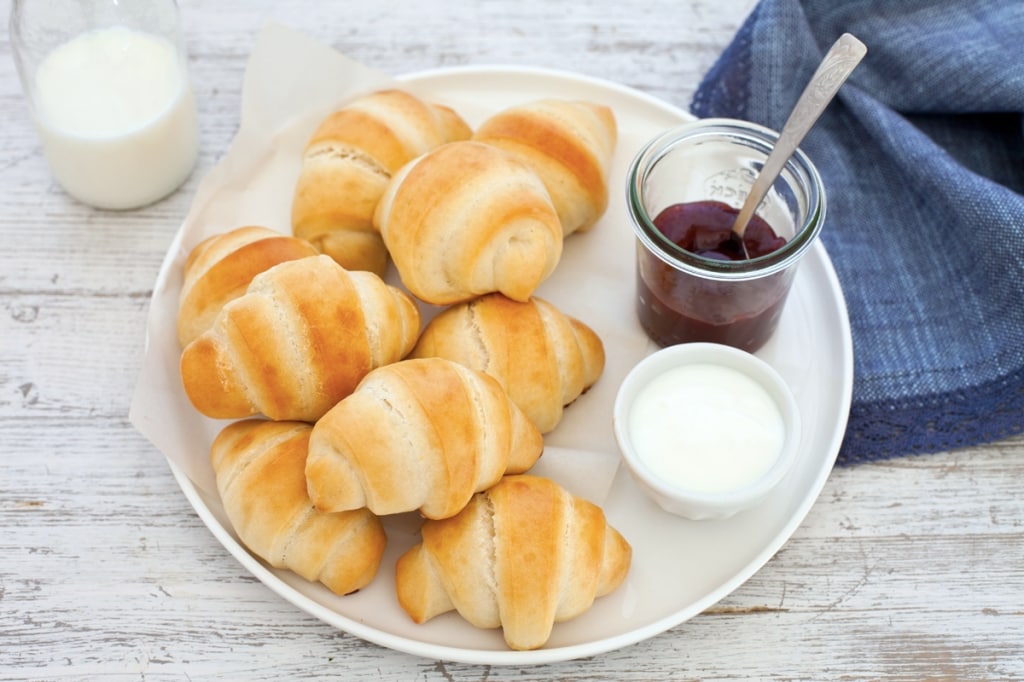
[10,0,200,210]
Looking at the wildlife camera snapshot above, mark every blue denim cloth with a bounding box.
[691,0,1024,464]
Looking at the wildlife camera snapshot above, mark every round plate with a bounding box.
[141,64,853,665]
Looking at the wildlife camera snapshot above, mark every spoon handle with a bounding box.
[732,33,867,238]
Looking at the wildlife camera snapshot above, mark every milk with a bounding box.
[31,25,199,210]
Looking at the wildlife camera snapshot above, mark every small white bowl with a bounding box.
[613,343,801,520]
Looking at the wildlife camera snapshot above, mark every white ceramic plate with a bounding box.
[153,65,853,666]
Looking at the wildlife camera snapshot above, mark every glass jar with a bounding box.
[10,0,199,210]
[626,118,826,353]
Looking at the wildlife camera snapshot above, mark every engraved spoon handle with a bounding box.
[732,33,867,239]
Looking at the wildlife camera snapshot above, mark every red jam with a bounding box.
[654,200,787,260]
[636,200,790,352]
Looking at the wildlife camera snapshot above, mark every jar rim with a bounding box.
[627,118,826,281]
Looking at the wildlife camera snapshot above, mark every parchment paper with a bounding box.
[128,21,657,506]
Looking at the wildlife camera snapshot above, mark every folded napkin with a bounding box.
[691,0,1024,465]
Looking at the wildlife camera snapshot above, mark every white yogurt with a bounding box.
[628,363,785,494]
[31,25,199,209]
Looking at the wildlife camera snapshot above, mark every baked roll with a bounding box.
[211,419,387,596]
[176,226,318,347]
[473,99,617,236]
[305,357,543,520]
[395,474,632,650]
[291,89,472,276]
[373,140,563,305]
[411,293,605,433]
[180,254,421,422]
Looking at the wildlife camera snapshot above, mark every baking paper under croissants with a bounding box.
[180,254,420,422]
[291,89,472,276]
[305,357,543,519]
[395,474,632,651]
[211,419,387,596]
[411,293,605,433]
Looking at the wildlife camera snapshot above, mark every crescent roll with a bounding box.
[180,254,421,422]
[291,89,472,276]
[473,99,617,236]
[176,226,318,347]
[373,140,563,305]
[411,294,605,433]
[305,357,543,520]
[395,474,632,650]
[211,419,387,596]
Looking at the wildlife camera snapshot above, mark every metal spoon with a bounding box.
[730,33,867,256]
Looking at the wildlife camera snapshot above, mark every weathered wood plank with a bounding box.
[3,0,1024,678]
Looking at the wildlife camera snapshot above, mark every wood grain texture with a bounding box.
[3,0,1024,679]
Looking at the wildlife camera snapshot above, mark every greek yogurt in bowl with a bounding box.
[613,342,801,520]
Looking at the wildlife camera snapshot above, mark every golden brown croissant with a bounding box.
[180,254,421,422]
[395,474,632,650]
[291,89,472,276]
[210,419,387,596]
[305,357,543,519]
[373,140,563,305]
[176,226,319,347]
[410,293,605,433]
[473,99,617,236]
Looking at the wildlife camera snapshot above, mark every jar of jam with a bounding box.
[626,118,826,352]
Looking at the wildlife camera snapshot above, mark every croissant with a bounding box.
[210,419,387,596]
[291,89,472,276]
[305,357,543,519]
[411,294,605,433]
[473,99,617,236]
[180,254,421,422]
[373,140,563,305]
[395,474,632,650]
[176,226,318,347]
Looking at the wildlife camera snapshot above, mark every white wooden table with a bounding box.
[3,0,1023,678]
